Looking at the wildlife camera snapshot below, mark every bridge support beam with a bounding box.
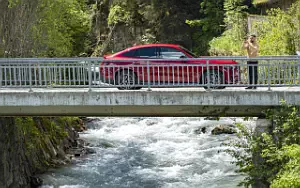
[0,88,299,116]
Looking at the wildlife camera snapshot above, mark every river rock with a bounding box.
[211,124,237,135]
[194,127,207,134]
[204,117,220,120]
[97,142,115,148]
[146,119,158,126]
[86,147,97,154]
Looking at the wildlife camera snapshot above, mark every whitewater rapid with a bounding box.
[40,117,255,188]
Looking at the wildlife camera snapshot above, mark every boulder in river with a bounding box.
[211,124,237,135]
[194,127,207,134]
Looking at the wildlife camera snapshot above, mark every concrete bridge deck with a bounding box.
[0,87,299,117]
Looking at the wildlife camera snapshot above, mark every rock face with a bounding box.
[211,124,237,135]
[0,117,86,188]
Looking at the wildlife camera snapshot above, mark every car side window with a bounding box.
[135,47,157,58]
[159,47,187,59]
[122,50,137,57]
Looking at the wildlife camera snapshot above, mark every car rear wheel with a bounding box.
[116,70,141,90]
[203,70,225,89]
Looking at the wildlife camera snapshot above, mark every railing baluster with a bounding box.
[298,56,300,85]
[206,60,210,90]
[29,63,33,92]
[147,61,151,91]
[88,61,92,92]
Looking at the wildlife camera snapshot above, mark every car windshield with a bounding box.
[180,46,198,58]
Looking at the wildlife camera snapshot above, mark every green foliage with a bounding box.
[16,117,41,150]
[254,9,295,55]
[209,0,248,56]
[225,102,300,187]
[108,4,131,26]
[32,0,90,57]
[270,145,300,188]
[252,0,269,4]
[210,0,300,56]
[254,1,300,55]
[8,0,21,8]
[186,0,225,55]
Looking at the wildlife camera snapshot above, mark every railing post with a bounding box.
[147,60,151,91]
[298,56,300,86]
[206,60,211,91]
[29,63,33,93]
[268,63,271,91]
[88,61,92,92]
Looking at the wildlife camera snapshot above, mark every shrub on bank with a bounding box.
[224,102,300,187]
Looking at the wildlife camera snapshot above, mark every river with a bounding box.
[40,117,255,188]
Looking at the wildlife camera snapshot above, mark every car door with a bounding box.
[158,47,187,84]
[121,47,159,84]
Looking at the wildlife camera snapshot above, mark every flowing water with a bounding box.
[40,117,255,188]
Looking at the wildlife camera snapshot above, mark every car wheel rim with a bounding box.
[205,72,221,85]
[119,73,134,89]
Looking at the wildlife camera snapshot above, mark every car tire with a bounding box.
[115,70,140,90]
[203,70,225,89]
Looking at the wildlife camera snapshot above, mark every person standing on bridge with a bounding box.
[242,34,259,89]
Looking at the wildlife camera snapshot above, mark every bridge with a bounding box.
[0,56,299,117]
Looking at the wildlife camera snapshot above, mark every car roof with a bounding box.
[128,44,181,50]
[107,44,182,58]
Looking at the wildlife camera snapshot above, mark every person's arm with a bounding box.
[241,40,249,50]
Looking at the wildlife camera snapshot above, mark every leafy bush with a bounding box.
[225,102,300,187]
[210,0,300,56]
[209,0,248,56]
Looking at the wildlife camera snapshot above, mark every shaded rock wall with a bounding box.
[0,117,85,188]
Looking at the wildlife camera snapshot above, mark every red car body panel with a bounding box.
[100,44,239,85]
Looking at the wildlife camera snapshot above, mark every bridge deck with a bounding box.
[0,87,299,117]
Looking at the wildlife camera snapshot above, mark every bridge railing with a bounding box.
[0,56,299,90]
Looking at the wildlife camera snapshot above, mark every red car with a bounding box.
[99,44,239,90]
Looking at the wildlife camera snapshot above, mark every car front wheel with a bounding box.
[116,70,141,90]
[203,70,225,89]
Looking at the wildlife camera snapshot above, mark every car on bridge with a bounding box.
[99,44,239,90]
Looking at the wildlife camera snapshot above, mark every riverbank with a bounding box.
[0,117,87,188]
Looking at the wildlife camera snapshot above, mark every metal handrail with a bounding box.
[0,56,298,63]
[0,56,298,90]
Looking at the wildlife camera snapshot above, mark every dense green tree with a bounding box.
[0,0,90,57]
[209,0,248,56]
[32,0,90,57]
[186,0,225,55]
